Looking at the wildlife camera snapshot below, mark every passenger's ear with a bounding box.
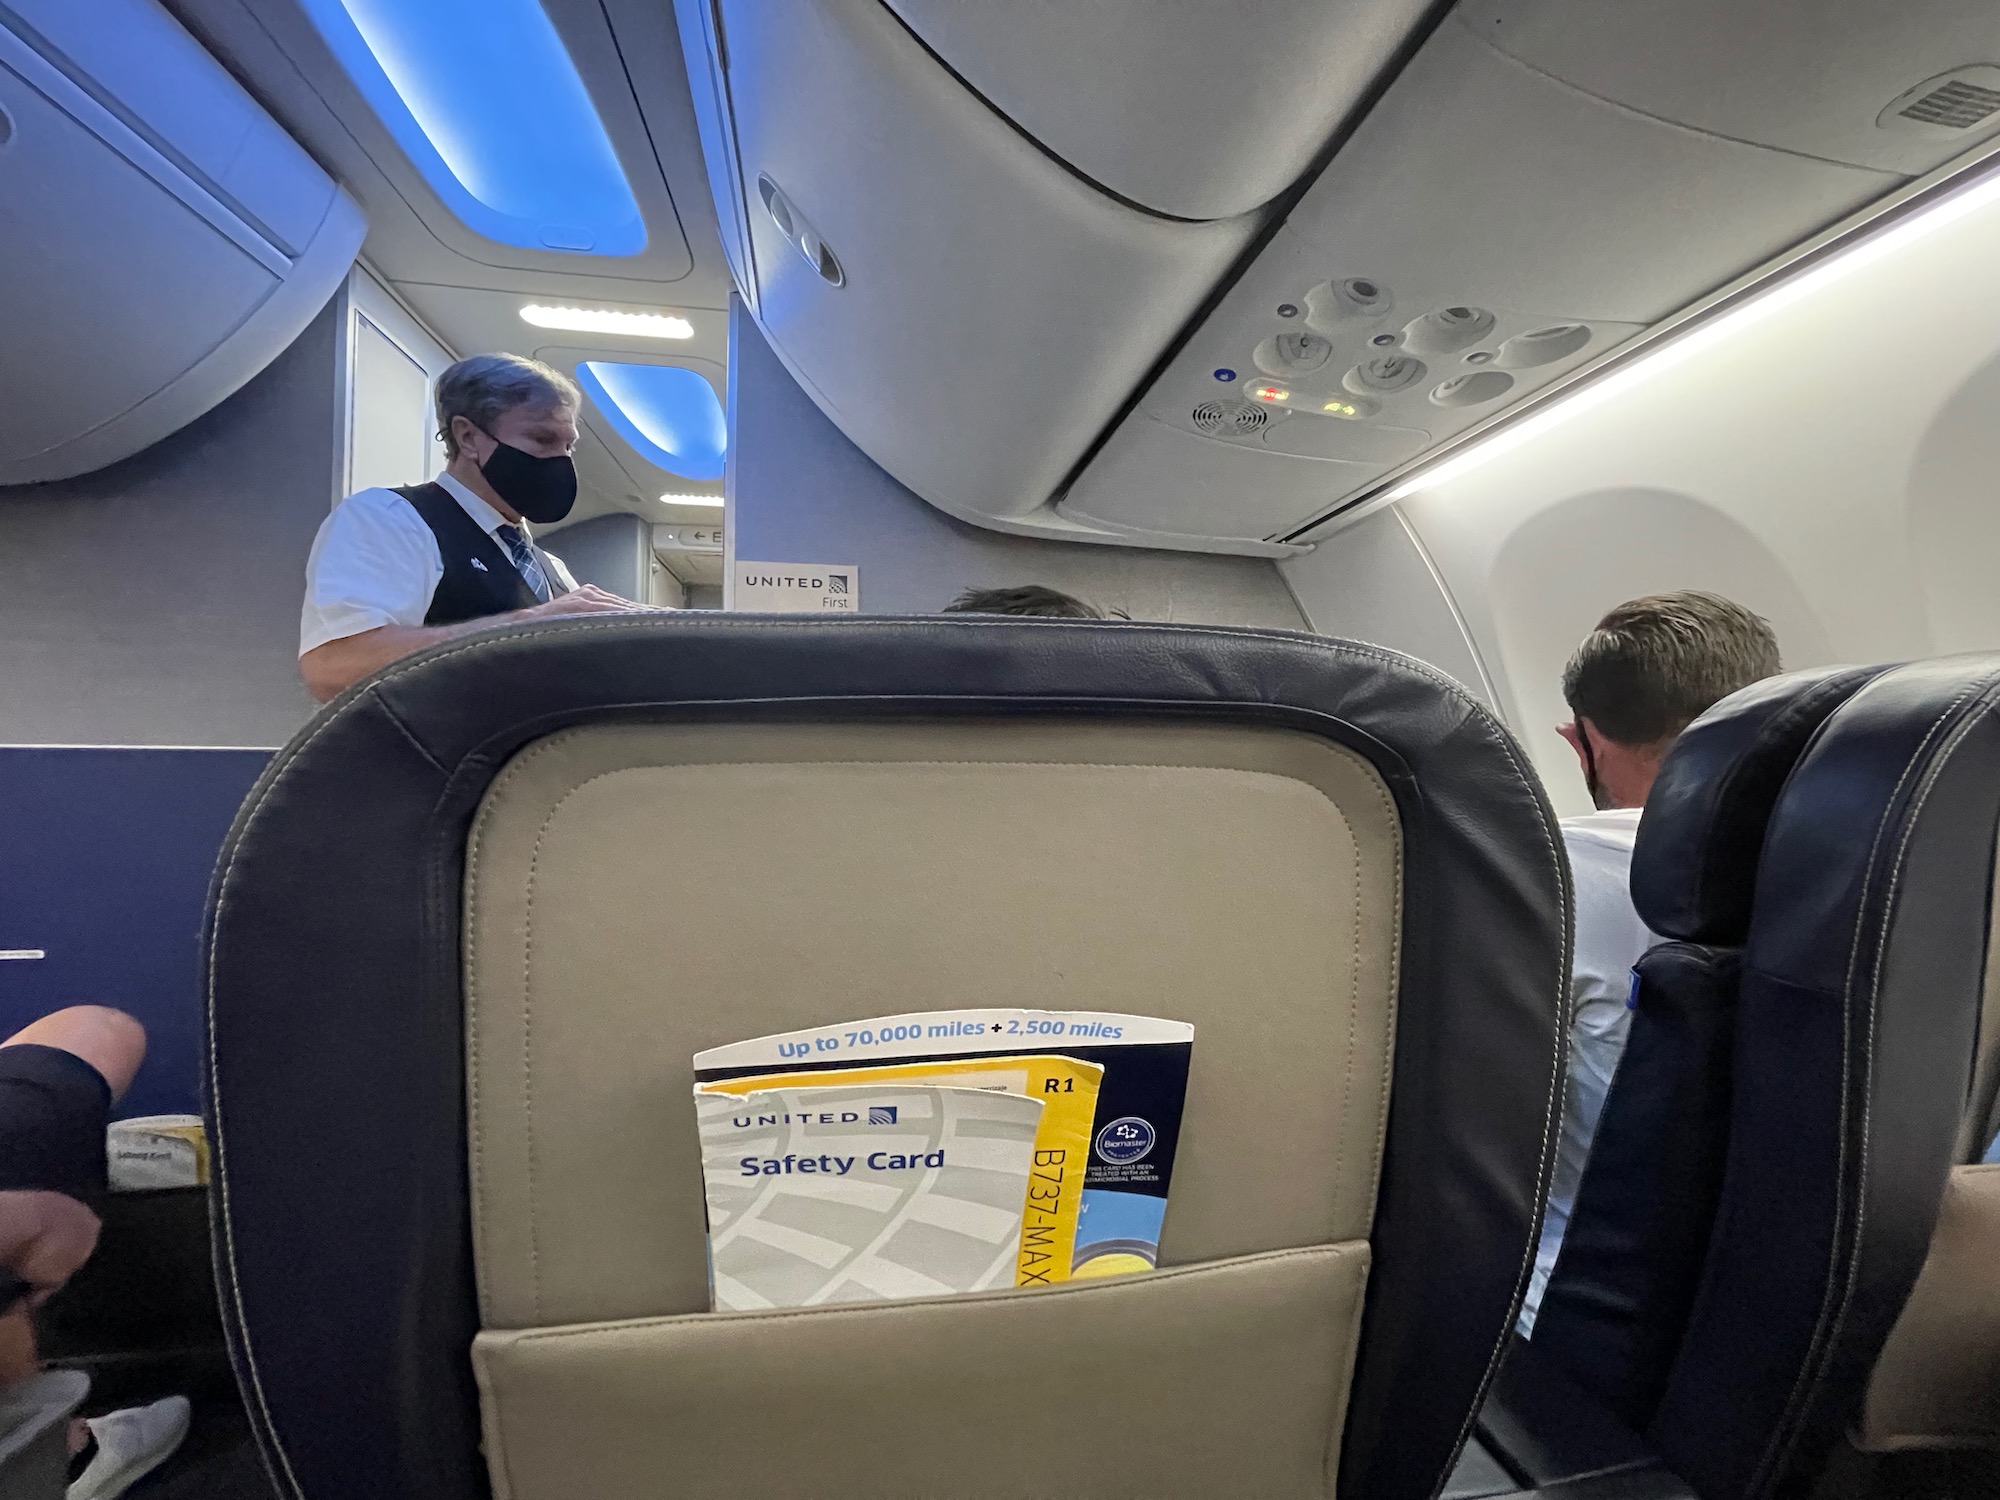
[1556,719,1589,768]
[451,415,489,464]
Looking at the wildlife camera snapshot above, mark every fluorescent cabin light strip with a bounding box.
[659,493,725,507]
[1387,161,2000,501]
[520,304,694,339]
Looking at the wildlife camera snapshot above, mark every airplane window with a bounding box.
[576,362,727,481]
[296,0,645,257]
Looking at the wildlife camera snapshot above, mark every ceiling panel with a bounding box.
[1463,0,2000,175]
[881,0,1436,219]
[1059,16,1903,545]
[165,0,731,303]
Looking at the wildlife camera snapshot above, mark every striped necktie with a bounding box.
[495,524,553,603]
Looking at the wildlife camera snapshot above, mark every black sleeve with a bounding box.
[0,1043,112,1204]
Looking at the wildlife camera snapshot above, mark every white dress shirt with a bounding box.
[1520,805,1663,1334]
[298,471,577,657]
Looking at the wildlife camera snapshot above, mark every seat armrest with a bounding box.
[1477,1334,1664,1487]
[1517,1464,1702,1499]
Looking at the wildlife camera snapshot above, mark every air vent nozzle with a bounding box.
[1344,355,1427,396]
[1253,331,1333,377]
[1402,305,1496,356]
[1305,276,1394,331]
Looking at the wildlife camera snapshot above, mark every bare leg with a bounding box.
[0,1307,35,1388]
[3,1007,146,1101]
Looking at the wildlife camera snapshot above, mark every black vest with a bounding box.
[394,483,545,626]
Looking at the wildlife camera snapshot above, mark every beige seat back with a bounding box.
[463,721,1400,1498]
[201,616,1569,1500]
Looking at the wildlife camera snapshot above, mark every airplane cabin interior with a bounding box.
[0,1,1997,1498]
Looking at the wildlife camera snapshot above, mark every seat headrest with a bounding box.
[1632,665,1887,944]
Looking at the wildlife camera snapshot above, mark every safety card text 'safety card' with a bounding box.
[695,1082,1047,1309]
[692,1009,1193,1310]
[698,1052,1102,1294]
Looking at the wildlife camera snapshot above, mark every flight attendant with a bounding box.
[298,353,644,702]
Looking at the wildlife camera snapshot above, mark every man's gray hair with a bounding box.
[1562,590,1782,748]
[434,353,580,458]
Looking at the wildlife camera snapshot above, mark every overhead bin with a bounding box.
[0,0,363,485]
[673,0,1261,529]
[877,0,1437,221]
[1061,6,1952,548]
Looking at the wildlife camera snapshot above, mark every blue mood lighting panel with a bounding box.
[578,361,727,480]
[298,0,645,256]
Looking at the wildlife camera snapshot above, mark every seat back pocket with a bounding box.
[474,1243,1369,1500]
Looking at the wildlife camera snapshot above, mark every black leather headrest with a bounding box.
[1632,665,1888,944]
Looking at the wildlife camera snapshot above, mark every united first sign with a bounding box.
[732,561,858,612]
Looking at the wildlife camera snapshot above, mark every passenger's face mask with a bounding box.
[1576,722,1610,810]
[477,432,578,524]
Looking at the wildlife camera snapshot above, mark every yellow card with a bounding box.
[698,1053,1102,1287]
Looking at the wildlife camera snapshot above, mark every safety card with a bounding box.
[693,1009,1193,1309]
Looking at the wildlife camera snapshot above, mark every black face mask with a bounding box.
[1576,721,1610,810]
[478,435,578,524]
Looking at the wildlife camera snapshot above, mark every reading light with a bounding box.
[521,305,693,339]
[659,493,725,507]
[1388,161,2000,500]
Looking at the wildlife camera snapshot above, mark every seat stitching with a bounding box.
[1751,679,1991,1492]
[492,736,1488,1496]
[1439,728,1570,1475]
[344,613,1503,727]
[1333,812,1364,1223]
[493,1241,1365,1341]
[1366,771,1404,1222]
[205,696,407,1500]
[210,624,1549,1495]
[1332,768,1400,1238]
[1324,1245,1375,1498]
[407,656,1564,1460]
[466,733,574,1326]
[509,736,587,1324]
[492,744,1389,1328]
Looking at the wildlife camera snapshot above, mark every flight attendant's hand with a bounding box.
[523,584,664,617]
